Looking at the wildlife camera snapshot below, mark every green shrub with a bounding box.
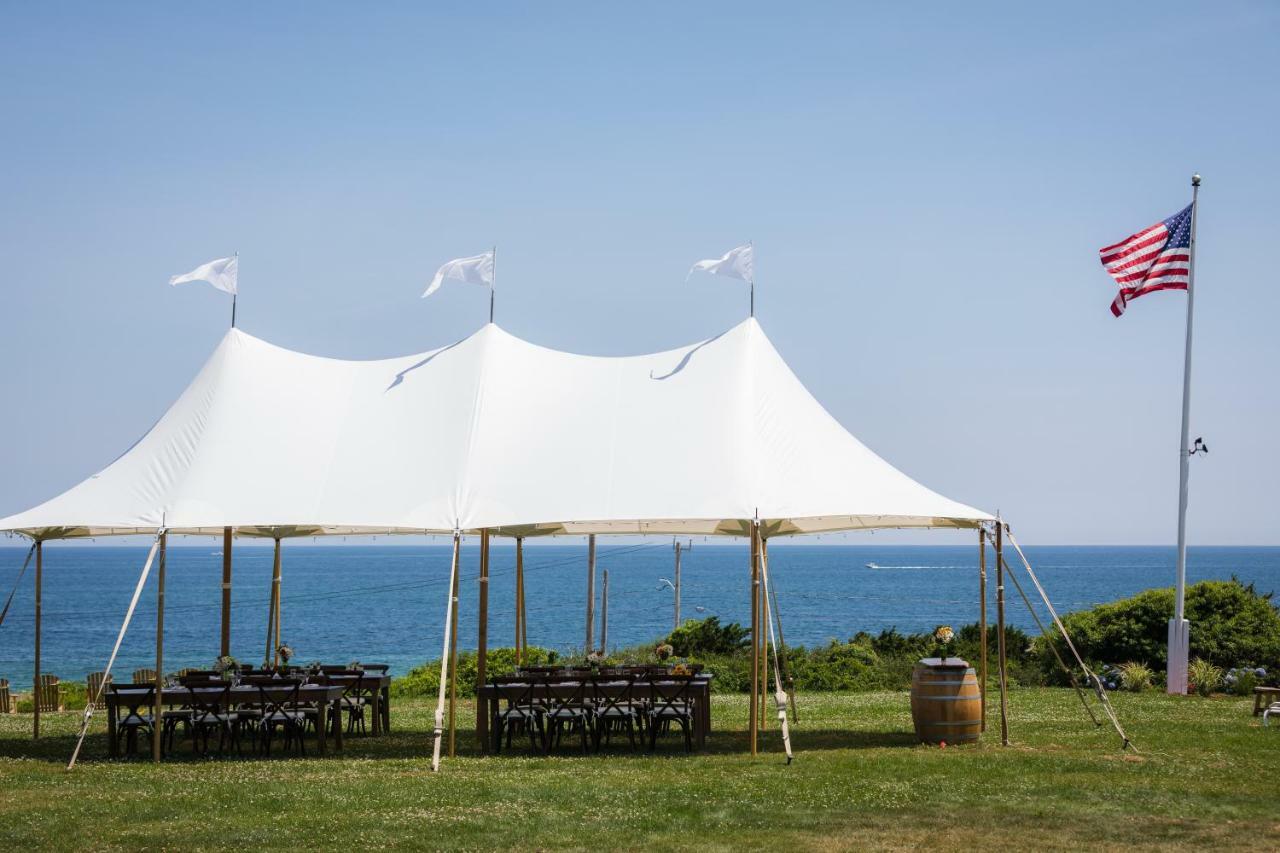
[1050,579,1280,676]
[1188,657,1222,697]
[788,640,883,691]
[391,646,559,699]
[665,616,749,657]
[1118,661,1154,692]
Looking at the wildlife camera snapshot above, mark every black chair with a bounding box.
[110,683,155,757]
[538,679,591,755]
[591,677,641,752]
[188,683,240,756]
[647,677,697,753]
[255,679,306,756]
[491,678,544,754]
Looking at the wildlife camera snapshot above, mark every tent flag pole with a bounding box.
[153,531,166,763]
[33,540,42,740]
[230,250,238,328]
[995,518,1009,746]
[585,534,596,654]
[68,531,164,770]
[448,534,460,758]
[749,522,760,755]
[760,538,793,763]
[476,530,490,751]
[432,531,460,772]
[1003,526,1133,750]
[979,527,988,732]
[0,542,35,630]
[489,245,496,324]
[220,527,232,658]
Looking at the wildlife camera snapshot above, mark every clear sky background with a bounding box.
[1,3,1277,546]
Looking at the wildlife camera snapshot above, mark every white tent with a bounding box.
[0,318,990,539]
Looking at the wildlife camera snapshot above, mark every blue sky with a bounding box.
[1,3,1277,545]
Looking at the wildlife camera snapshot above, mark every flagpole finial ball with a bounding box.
[1192,174,1201,186]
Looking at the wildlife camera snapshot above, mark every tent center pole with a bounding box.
[33,540,42,740]
[476,530,490,751]
[749,524,760,755]
[153,532,167,763]
[585,534,596,653]
[220,527,232,658]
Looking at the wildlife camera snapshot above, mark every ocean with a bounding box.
[1,543,1277,690]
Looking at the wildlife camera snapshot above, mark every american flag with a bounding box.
[1099,204,1193,317]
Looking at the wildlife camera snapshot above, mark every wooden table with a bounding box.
[476,676,713,754]
[1253,686,1280,716]
[104,684,346,758]
[325,673,392,735]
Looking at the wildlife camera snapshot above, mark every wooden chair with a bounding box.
[37,674,62,713]
[86,672,111,710]
[490,677,544,754]
[646,676,697,753]
[591,677,641,752]
[255,679,307,756]
[0,678,12,714]
[110,683,155,756]
[537,679,591,755]
[132,668,157,684]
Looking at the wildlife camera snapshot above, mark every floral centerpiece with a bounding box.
[671,662,692,676]
[277,644,294,666]
[656,643,674,662]
[933,625,955,662]
[586,650,606,670]
[213,654,239,676]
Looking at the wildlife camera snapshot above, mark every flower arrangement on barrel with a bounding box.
[933,625,955,662]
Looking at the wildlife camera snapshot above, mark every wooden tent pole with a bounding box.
[448,535,460,757]
[600,569,609,652]
[979,527,988,732]
[673,540,682,630]
[749,524,760,755]
[476,530,490,751]
[32,540,42,740]
[271,537,283,667]
[514,537,524,664]
[263,542,275,668]
[220,527,232,658]
[585,534,596,653]
[995,520,1009,746]
[153,532,166,763]
[758,537,768,731]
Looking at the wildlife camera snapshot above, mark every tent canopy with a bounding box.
[0,318,991,540]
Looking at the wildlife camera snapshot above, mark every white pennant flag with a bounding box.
[424,250,495,298]
[687,243,754,283]
[169,255,238,295]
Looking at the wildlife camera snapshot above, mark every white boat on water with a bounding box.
[865,561,880,569]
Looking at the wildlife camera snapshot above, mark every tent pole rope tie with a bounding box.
[768,576,798,724]
[0,542,36,630]
[67,529,165,770]
[1000,552,1100,726]
[1003,525,1135,753]
[759,543,793,764]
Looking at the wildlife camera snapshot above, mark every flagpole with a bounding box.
[749,240,755,318]
[1168,173,1200,696]
[489,245,496,324]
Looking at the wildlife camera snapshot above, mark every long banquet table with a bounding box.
[475,674,714,752]
[104,684,347,758]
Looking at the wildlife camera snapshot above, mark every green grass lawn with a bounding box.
[0,688,1276,850]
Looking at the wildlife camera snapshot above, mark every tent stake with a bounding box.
[220,527,232,658]
[995,520,1009,746]
[979,527,988,732]
[153,532,166,763]
[33,540,42,740]
[432,532,460,772]
[476,530,490,751]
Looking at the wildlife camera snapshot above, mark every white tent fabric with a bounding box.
[0,319,991,540]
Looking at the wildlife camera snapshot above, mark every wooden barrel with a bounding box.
[910,657,981,744]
